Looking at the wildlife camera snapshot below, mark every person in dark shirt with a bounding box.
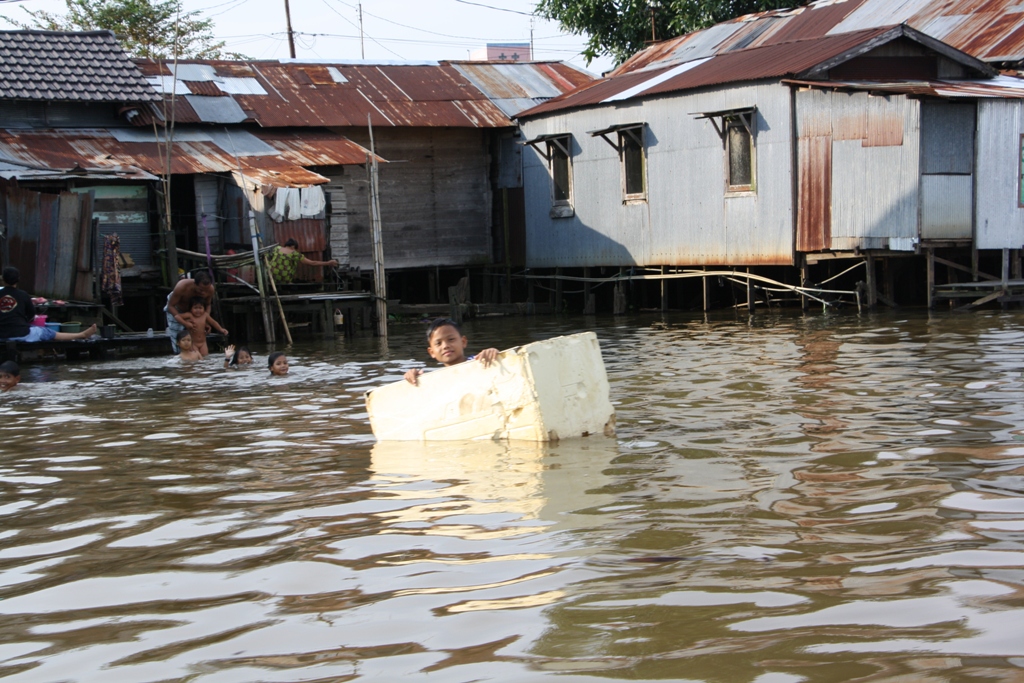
[0,267,96,342]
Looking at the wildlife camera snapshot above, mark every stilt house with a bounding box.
[516,0,1024,309]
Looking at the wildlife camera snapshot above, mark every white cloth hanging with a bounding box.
[300,186,325,217]
[275,187,302,221]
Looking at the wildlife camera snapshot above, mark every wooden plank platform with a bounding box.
[2,333,225,363]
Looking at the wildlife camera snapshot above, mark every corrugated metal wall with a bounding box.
[976,99,1024,250]
[193,175,222,252]
[920,101,974,240]
[796,89,920,252]
[3,185,93,300]
[336,128,494,271]
[520,82,794,268]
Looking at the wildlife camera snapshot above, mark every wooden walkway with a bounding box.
[1,333,224,363]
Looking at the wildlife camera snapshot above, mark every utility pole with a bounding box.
[529,16,534,59]
[284,0,296,58]
[359,3,365,59]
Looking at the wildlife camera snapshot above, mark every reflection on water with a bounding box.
[2,311,1024,681]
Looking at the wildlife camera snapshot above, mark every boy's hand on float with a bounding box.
[404,368,423,385]
[477,348,499,367]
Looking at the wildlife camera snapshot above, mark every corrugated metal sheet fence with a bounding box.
[3,184,95,300]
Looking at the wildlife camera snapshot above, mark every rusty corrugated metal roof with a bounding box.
[785,74,1024,98]
[519,27,899,117]
[135,59,557,129]
[519,0,1024,118]
[0,128,376,187]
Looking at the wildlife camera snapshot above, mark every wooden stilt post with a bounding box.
[583,267,594,315]
[864,253,877,308]
[366,116,387,340]
[926,248,935,309]
[746,267,754,313]
[554,267,563,313]
[703,266,710,311]
[660,265,667,312]
[800,256,810,311]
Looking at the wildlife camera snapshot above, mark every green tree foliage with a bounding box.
[14,0,235,59]
[537,0,807,66]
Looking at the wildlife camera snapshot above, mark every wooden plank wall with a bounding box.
[337,128,493,271]
[324,172,349,267]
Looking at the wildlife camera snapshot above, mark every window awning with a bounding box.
[522,133,571,160]
[587,122,644,151]
[692,107,756,143]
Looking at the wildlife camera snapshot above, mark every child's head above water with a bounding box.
[176,329,193,351]
[425,318,468,366]
[268,351,288,376]
[229,346,252,366]
[0,360,20,391]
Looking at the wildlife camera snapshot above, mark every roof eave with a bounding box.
[798,24,998,80]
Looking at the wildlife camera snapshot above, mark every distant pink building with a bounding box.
[469,43,532,62]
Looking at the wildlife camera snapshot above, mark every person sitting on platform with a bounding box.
[0,267,96,343]
[0,360,20,392]
[268,238,338,285]
[176,330,201,363]
[403,318,498,385]
[224,345,253,369]
[179,297,227,358]
[165,270,219,354]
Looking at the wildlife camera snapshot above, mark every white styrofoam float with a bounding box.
[366,331,615,442]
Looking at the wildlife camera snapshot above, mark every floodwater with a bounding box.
[2,311,1024,682]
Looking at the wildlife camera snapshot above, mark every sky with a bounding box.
[0,0,616,75]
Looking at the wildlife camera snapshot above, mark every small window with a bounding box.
[588,122,647,203]
[547,136,572,206]
[726,116,753,192]
[693,107,757,195]
[620,128,646,199]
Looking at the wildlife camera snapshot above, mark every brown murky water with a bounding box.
[2,311,1024,682]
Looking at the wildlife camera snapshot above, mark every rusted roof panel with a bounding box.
[519,28,893,118]
[0,128,375,187]
[521,0,1024,119]
[135,59,527,129]
[786,75,1024,98]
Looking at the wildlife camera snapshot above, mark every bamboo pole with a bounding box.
[366,115,388,339]
[264,253,293,344]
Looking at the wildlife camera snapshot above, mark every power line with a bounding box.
[453,0,535,16]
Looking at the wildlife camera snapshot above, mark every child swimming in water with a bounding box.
[177,330,201,362]
[0,360,20,391]
[268,351,289,376]
[223,344,253,369]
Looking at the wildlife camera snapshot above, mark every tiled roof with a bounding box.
[0,30,160,102]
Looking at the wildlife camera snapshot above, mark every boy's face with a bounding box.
[238,350,252,365]
[427,325,468,366]
[190,303,205,317]
[0,371,19,391]
[179,335,193,352]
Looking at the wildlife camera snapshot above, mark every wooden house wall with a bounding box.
[332,127,494,271]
